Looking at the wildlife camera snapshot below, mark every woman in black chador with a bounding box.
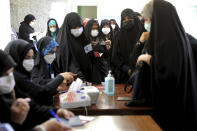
[137,0,197,130]
[55,12,92,82]
[111,8,143,83]
[85,19,109,84]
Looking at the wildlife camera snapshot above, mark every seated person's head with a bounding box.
[37,36,59,64]
[0,50,16,94]
[8,39,34,72]
[142,0,153,32]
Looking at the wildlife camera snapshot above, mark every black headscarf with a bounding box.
[110,8,144,83]
[0,50,16,76]
[8,40,33,78]
[32,36,59,85]
[55,12,92,81]
[19,14,35,43]
[120,8,143,64]
[84,19,109,83]
[46,18,59,38]
[149,0,197,130]
[109,19,120,33]
[99,19,113,41]
[0,50,16,124]
[135,12,145,25]
[21,14,36,24]
[84,19,100,41]
[112,8,143,68]
[34,36,54,66]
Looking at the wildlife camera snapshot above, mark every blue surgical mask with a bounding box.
[144,22,151,32]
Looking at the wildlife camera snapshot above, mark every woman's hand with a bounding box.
[128,69,132,76]
[10,98,31,124]
[139,32,150,43]
[56,108,74,120]
[57,82,69,91]
[35,119,72,131]
[60,72,76,84]
[137,54,152,66]
[105,40,111,50]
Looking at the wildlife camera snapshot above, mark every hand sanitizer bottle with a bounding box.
[105,70,115,95]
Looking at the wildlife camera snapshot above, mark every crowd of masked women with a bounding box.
[1,0,197,130]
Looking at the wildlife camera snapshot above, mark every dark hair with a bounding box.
[24,14,36,24]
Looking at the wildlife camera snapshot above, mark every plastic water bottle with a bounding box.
[105,70,115,95]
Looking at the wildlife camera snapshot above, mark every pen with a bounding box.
[49,109,61,123]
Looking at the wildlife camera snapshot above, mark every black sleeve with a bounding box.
[0,95,25,131]
[14,71,63,104]
[129,42,145,70]
[55,53,86,80]
[18,75,63,98]
[187,33,197,54]
[52,60,60,76]
[111,33,130,73]
[22,100,58,129]
[111,33,125,68]
[0,96,27,131]
[44,75,64,91]
[92,44,110,58]
[92,44,106,53]
[69,55,85,80]
[0,95,12,123]
[187,33,197,71]
[19,25,30,42]
[0,94,56,131]
[31,66,52,85]
[27,129,37,131]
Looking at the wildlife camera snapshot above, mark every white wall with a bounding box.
[49,0,71,27]
[10,0,71,33]
[97,0,147,25]
[168,0,197,38]
[71,0,197,38]
[0,0,11,49]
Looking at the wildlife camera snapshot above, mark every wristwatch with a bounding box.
[34,125,46,131]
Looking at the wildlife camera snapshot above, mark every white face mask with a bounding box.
[91,29,99,37]
[23,59,34,72]
[111,24,116,30]
[144,22,151,32]
[102,27,110,35]
[44,53,56,64]
[50,27,56,33]
[71,27,83,37]
[29,22,35,26]
[0,72,15,95]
